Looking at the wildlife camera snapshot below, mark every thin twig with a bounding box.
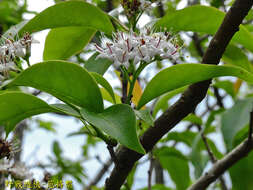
[200,130,228,190]
[213,87,224,108]
[85,158,113,190]
[188,135,253,190]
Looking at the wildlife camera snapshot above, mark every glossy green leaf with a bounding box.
[221,98,253,151]
[163,131,196,146]
[155,5,253,52]
[0,92,56,136]
[50,104,81,118]
[80,104,145,154]
[43,27,96,60]
[155,147,190,190]
[6,61,104,113]
[91,72,116,104]
[100,88,121,104]
[134,109,154,126]
[20,1,114,35]
[137,64,253,109]
[84,52,112,75]
[153,86,187,117]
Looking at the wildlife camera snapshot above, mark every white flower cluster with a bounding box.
[9,162,33,179]
[0,33,38,77]
[139,0,152,11]
[0,161,32,180]
[95,29,181,67]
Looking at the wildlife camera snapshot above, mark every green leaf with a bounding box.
[20,1,114,35]
[50,104,81,118]
[163,131,197,146]
[0,92,56,136]
[80,104,145,154]
[35,119,56,133]
[213,80,235,99]
[221,98,253,151]
[91,72,116,104]
[190,134,209,178]
[183,114,202,125]
[155,147,190,190]
[139,184,173,190]
[189,133,223,177]
[137,64,253,109]
[43,27,96,60]
[5,61,104,113]
[134,109,154,126]
[53,141,62,159]
[84,52,112,75]
[223,44,253,72]
[153,86,187,117]
[230,152,253,190]
[155,5,253,52]
[100,88,121,104]
[205,108,225,129]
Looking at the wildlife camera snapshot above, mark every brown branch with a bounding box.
[213,87,224,108]
[104,1,253,189]
[192,33,225,109]
[188,136,253,190]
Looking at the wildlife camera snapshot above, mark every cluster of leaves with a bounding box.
[0,0,253,189]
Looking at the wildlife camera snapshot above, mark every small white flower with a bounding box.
[94,28,181,68]
[9,162,33,180]
[0,62,16,72]
[139,0,152,12]
[0,32,38,81]
[13,41,26,57]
